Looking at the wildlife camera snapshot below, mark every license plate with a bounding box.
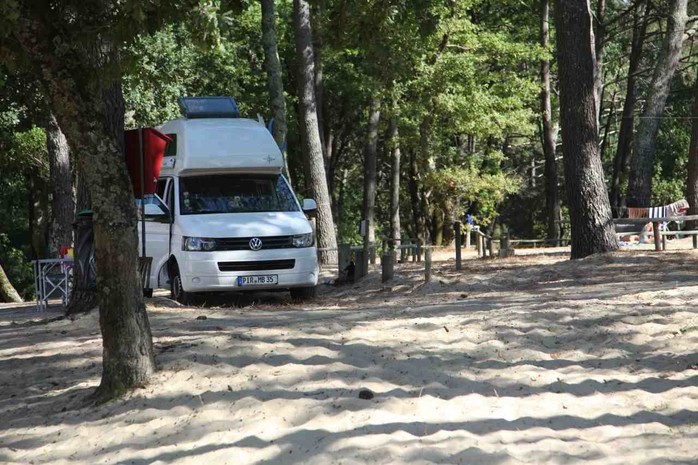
[238,275,278,286]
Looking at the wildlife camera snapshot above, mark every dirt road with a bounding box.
[1,251,696,464]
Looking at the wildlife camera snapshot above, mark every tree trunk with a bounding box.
[15,24,155,399]
[46,112,75,257]
[626,0,688,207]
[609,1,648,209]
[28,171,49,260]
[388,118,401,246]
[65,173,98,316]
[362,97,381,245]
[685,77,698,229]
[554,0,619,259]
[293,0,338,264]
[260,0,290,180]
[541,0,562,244]
[408,149,424,244]
[593,0,606,126]
[0,263,22,303]
[419,116,432,244]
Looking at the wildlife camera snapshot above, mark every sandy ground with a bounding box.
[1,249,697,464]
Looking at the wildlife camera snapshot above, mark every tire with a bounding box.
[171,263,195,305]
[290,286,316,302]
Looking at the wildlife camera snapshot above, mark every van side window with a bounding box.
[164,134,177,156]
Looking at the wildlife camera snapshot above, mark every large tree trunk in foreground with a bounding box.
[541,0,561,244]
[0,263,22,303]
[388,118,401,246]
[260,0,290,180]
[46,112,75,257]
[626,0,688,207]
[65,175,98,316]
[685,77,698,229]
[362,97,381,245]
[15,22,155,399]
[554,0,619,259]
[609,1,648,209]
[593,0,606,126]
[293,0,337,264]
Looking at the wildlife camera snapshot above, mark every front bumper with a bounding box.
[177,247,319,292]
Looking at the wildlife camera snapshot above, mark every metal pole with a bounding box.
[138,128,146,259]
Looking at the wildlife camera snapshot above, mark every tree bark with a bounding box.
[14,23,155,400]
[28,171,49,260]
[65,173,98,316]
[260,0,290,180]
[609,1,648,209]
[293,0,338,264]
[46,112,75,257]
[593,0,606,126]
[554,0,619,259]
[626,0,688,207]
[0,263,22,303]
[541,0,562,244]
[362,97,381,245]
[388,118,401,246]
[408,149,423,243]
[685,77,698,229]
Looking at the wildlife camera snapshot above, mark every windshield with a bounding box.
[179,174,299,215]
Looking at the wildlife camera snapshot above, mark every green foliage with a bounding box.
[0,234,34,298]
[425,166,521,224]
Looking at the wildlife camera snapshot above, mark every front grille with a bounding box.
[216,236,294,251]
[218,259,295,272]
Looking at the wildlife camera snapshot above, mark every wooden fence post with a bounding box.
[425,247,432,282]
[455,221,462,271]
[382,244,394,283]
[652,222,661,252]
[477,233,483,257]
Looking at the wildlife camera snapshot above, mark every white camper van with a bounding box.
[141,97,319,303]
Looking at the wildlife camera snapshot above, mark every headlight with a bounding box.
[183,237,217,251]
[292,233,314,248]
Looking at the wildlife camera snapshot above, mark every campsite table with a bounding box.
[613,215,698,252]
[33,258,73,311]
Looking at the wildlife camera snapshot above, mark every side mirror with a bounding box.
[302,198,318,216]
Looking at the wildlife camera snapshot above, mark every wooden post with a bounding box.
[338,243,351,279]
[454,222,462,271]
[693,234,697,249]
[382,251,394,282]
[477,233,483,257]
[662,233,667,251]
[652,222,661,252]
[362,219,370,273]
[465,227,471,249]
[487,237,494,257]
[425,247,432,282]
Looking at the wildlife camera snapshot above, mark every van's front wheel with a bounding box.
[171,265,195,306]
[290,286,316,302]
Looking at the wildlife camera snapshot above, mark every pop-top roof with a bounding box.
[178,96,240,119]
[158,118,283,175]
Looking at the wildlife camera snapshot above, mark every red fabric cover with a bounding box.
[124,128,171,198]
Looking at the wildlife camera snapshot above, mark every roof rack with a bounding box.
[178,96,240,119]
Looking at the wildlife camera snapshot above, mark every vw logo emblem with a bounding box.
[249,237,263,251]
